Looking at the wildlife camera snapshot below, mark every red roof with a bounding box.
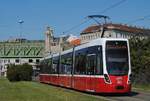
[81,23,150,35]
[81,25,100,33]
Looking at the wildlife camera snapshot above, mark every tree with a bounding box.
[129,37,150,84]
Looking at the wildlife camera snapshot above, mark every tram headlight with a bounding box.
[104,74,111,84]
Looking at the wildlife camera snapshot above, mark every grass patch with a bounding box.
[0,77,105,101]
[133,84,150,92]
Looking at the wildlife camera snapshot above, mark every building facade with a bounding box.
[80,23,150,44]
[44,26,72,55]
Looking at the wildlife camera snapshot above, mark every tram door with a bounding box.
[86,53,96,92]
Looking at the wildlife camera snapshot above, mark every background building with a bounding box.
[44,26,73,55]
[80,23,150,44]
[0,26,71,76]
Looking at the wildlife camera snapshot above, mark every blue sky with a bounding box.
[0,0,150,40]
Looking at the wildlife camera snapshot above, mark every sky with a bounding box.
[0,0,150,40]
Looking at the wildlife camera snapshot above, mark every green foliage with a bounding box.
[130,37,150,84]
[7,63,33,82]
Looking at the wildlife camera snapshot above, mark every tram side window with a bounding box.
[65,54,72,74]
[86,46,103,75]
[52,56,59,74]
[39,57,59,74]
[40,59,48,74]
[39,61,45,73]
[60,53,72,74]
[44,59,50,74]
[87,54,96,75]
[60,55,65,74]
[47,58,52,74]
[75,49,87,75]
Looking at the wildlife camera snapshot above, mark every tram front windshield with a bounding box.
[106,41,129,76]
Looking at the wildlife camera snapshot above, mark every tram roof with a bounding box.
[41,38,128,60]
[74,38,128,51]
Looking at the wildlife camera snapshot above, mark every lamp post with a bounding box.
[18,19,24,64]
[18,19,24,40]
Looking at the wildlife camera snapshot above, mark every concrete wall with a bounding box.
[0,58,41,77]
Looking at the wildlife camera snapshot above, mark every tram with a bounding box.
[39,38,131,93]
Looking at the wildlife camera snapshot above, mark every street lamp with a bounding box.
[18,19,24,64]
[18,19,24,40]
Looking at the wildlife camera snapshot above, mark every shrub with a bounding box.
[7,63,33,82]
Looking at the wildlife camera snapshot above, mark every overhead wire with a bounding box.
[127,14,150,24]
[62,0,127,35]
[62,18,91,35]
[99,0,127,14]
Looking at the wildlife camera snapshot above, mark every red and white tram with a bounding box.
[39,38,131,93]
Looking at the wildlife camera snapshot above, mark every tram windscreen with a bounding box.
[106,41,129,76]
